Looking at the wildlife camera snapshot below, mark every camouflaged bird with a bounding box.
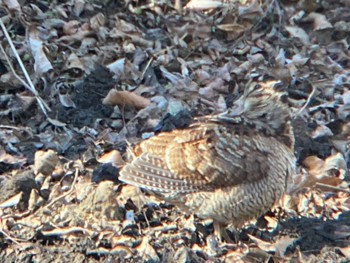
[119,81,296,226]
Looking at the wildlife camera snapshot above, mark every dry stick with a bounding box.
[0,43,50,114]
[0,228,20,245]
[0,18,50,116]
[315,182,350,194]
[140,57,154,81]
[1,168,79,223]
[43,167,79,210]
[0,125,22,130]
[296,85,316,116]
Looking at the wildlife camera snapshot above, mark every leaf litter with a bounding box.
[0,0,350,262]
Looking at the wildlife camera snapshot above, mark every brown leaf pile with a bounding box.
[0,0,350,262]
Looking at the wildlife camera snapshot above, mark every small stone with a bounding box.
[111,119,124,129]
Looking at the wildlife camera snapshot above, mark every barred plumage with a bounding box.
[119,81,296,225]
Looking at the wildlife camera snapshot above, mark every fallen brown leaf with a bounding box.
[103,89,151,109]
[97,150,125,166]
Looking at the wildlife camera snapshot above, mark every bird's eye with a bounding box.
[245,82,263,96]
[280,94,288,103]
[253,84,262,91]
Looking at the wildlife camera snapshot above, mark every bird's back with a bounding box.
[119,81,296,225]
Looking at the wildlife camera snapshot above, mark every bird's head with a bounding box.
[219,81,292,136]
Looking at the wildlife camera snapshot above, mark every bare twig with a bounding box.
[315,183,350,194]
[0,228,20,245]
[296,85,316,116]
[43,167,79,209]
[0,125,22,130]
[140,57,154,81]
[0,18,50,116]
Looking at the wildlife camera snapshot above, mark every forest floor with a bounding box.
[0,0,350,262]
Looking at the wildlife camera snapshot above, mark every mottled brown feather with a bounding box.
[119,80,296,225]
[121,123,274,192]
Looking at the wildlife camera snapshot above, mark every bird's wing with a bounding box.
[119,123,271,193]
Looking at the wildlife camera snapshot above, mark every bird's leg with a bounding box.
[213,222,239,243]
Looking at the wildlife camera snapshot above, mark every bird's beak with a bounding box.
[194,97,245,123]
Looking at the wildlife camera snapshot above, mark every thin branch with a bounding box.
[0,18,50,115]
[140,57,154,81]
[0,228,20,245]
[0,125,22,130]
[315,182,350,194]
[43,167,79,210]
[296,85,316,116]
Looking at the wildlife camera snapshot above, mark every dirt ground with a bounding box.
[0,0,350,262]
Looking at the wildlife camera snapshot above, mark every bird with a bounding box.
[119,80,296,230]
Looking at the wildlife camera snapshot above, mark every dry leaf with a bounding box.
[97,150,125,166]
[247,234,275,252]
[47,117,67,127]
[199,86,215,99]
[118,185,146,208]
[216,23,246,33]
[58,92,76,108]
[310,124,333,138]
[103,90,151,109]
[338,246,350,258]
[302,153,346,188]
[107,58,125,77]
[65,52,84,71]
[342,89,350,105]
[0,147,26,166]
[248,234,295,257]
[28,189,42,211]
[285,26,310,45]
[185,0,226,10]
[216,95,227,112]
[56,81,76,108]
[195,69,211,84]
[15,94,35,111]
[264,215,278,229]
[63,20,80,35]
[90,12,106,30]
[0,192,23,208]
[28,28,53,76]
[109,245,133,258]
[59,22,92,43]
[297,0,317,13]
[138,239,160,262]
[274,237,296,257]
[238,0,264,20]
[3,0,20,12]
[41,226,93,236]
[308,12,333,30]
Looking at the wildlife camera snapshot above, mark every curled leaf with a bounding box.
[103,90,151,109]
